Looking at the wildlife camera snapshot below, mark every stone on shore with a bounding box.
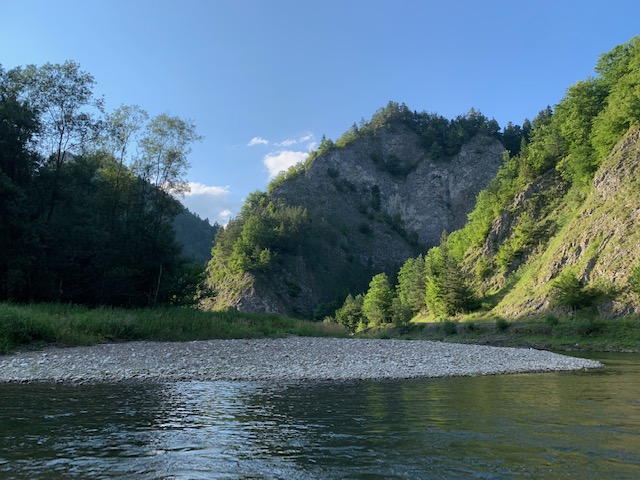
[0,337,602,384]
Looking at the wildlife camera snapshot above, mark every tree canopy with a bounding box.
[0,61,204,306]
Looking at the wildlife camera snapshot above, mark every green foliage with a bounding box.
[334,294,365,332]
[544,314,560,326]
[362,273,394,326]
[206,192,310,296]
[390,296,413,326]
[0,303,347,354]
[569,314,604,336]
[309,101,505,166]
[425,233,478,318]
[495,318,510,331]
[431,38,640,304]
[441,319,457,335]
[494,211,538,271]
[0,62,202,306]
[549,271,614,311]
[396,255,426,314]
[550,271,588,309]
[629,263,640,297]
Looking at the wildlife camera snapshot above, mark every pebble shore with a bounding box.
[0,337,602,384]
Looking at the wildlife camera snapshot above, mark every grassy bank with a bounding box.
[359,314,640,353]
[0,303,347,354]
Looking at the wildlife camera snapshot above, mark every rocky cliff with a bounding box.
[204,114,506,318]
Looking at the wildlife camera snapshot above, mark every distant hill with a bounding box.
[173,207,219,264]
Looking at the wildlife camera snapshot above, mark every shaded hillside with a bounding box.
[203,104,510,318]
[173,208,219,264]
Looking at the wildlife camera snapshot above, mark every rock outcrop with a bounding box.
[206,122,505,317]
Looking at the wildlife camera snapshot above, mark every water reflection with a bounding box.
[0,353,639,479]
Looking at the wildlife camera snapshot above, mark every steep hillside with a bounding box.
[203,104,508,317]
[495,127,640,317]
[321,37,640,333]
[350,36,640,329]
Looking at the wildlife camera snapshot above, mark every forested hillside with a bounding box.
[331,37,640,331]
[0,61,206,306]
[203,103,527,318]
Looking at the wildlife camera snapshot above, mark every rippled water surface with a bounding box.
[1,352,639,479]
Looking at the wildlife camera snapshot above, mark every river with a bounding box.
[0,352,638,479]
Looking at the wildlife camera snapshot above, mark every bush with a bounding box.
[630,264,640,296]
[544,315,560,327]
[570,315,604,336]
[462,322,477,332]
[442,319,457,335]
[495,318,510,332]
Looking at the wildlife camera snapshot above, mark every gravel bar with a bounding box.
[0,337,603,384]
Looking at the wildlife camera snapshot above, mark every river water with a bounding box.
[0,352,638,479]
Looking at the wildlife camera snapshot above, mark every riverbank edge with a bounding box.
[0,337,603,384]
[358,317,640,353]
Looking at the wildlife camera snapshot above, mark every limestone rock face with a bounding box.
[277,126,505,247]
[213,125,505,317]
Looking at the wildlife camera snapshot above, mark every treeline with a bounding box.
[0,61,203,306]
[269,102,527,192]
[332,37,640,330]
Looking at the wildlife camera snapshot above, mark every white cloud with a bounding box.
[274,133,315,148]
[247,136,269,146]
[275,138,297,147]
[184,182,231,197]
[179,182,239,226]
[264,150,308,178]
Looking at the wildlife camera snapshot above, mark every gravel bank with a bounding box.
[0,338,602,383]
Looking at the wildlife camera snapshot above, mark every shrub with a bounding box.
[495,318,510,332]
[570,316,604,336]
[462,322,477,332]
[442,320,457,335]
[544,315,560,327]
[630,264,640,296]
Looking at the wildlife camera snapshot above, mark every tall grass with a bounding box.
[358,313,640,352]
[0,303,347,354]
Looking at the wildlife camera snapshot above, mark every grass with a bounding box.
[3,302,639,356]
[0,303,347,354]
[357,313,640,352]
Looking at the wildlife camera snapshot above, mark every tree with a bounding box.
[334,294,365,332]
[135,113,202,198]
[0,91,40,300]
[396,255,425,314]
[425,233,477,318]
[362,273,394,326]
[6,61,104,221]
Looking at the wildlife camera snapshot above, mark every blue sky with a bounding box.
[2,0,639,224]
